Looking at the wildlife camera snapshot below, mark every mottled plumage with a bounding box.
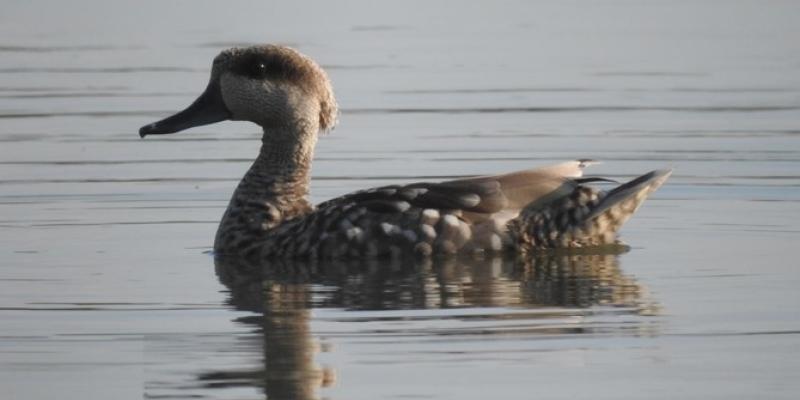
[139,44,671,260]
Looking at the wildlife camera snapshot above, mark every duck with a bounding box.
[139,44,671,260]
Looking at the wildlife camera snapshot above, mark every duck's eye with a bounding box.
[255,62,267,75]
[246,62,268,78]
[237,59,271,79]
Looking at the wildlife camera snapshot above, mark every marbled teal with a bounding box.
[139,45,671,260]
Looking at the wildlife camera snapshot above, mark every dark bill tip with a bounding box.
[138,79,230,138]
[139,122,161,138]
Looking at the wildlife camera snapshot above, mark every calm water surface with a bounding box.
[1,1,799,399]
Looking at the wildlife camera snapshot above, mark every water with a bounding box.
[2,0,799,399]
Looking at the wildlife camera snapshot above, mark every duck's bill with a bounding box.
[139,80,230,137]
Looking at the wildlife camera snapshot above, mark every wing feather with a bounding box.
[317,160,598,220]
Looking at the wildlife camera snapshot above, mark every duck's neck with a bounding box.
[214,127,317,254]
[244,132,316,205]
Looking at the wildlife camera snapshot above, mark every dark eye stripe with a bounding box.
[227,50,316,94]
[233,54,293,80]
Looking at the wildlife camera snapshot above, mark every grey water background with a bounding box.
[2,0,799,399]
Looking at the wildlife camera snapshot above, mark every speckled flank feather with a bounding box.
[226,164,670,261]
[139,44,671,260]
[223,160,598,260]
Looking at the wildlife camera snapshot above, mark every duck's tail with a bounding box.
[509,169,672,251]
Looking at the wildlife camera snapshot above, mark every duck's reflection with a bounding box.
[206,250,653,399]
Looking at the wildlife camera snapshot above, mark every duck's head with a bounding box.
[139,45,337,138]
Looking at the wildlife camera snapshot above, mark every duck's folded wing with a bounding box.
[454,159,595,211]
[317,160,596,221]
[316,179,506,216]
